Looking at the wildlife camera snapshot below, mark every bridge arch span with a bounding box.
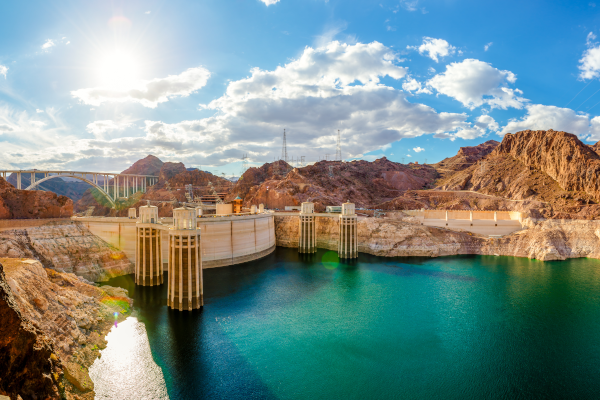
[25,174,115,207]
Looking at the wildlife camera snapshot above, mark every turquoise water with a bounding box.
[100,248,600,400]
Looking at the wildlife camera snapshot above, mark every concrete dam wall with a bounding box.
[74,213,276,269]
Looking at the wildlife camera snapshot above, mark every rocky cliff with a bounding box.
[0,177,73,219]
[0,221,132,282]
[436,130,600,219]
[0,260,64,400]
[434,140,499,174]
[275,214,600,261]
[1,258,132,399]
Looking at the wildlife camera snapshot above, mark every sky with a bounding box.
[1,0,600,176]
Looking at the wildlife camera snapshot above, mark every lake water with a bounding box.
[93,247,600,400]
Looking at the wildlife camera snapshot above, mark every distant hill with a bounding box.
[6,173,90,202]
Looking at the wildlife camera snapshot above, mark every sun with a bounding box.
[96,49,140,89]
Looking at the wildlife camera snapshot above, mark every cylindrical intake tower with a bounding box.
[299,202,316,254]
[338,202,358,259]
[135,205,163,286]
[168,206,203,311]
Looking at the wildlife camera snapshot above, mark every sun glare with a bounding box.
[96,49,140,89]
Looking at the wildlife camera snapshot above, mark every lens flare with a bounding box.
[322,251,340,270]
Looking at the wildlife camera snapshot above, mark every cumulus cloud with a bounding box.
[413,147,424,152]
[0,65,7,78]
[41,39,55,50]
[86,120,133,140]
[427,59,526,109]
[484,42,493,51]
[402,76,432,94]
[6,41,498,170]
[475,114,499,131]
[408,37,456,62]
[71,66,211,108]
[72,41,475,166]
[260,0,280,5]
[579,33,600,80]
[499,104,591,137]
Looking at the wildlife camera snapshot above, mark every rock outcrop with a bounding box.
[1,258,132,399]
[0,221,132,282]
[0,260,64,400]
[0,177,73,219]
[275,214,600,261]
[434,140,499,173]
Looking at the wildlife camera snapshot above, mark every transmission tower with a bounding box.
[300,156,305,167]
[281,129,288,163]
[336,130,342,161]
[241,153,249,176]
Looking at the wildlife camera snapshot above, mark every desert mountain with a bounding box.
[436,130,600,218]
[228,157,437,211]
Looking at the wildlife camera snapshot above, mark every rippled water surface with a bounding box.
[96,248,600,400]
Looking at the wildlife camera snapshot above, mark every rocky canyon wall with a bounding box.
[0,221,132,282]
[275,215,600,262]
[0,258,132,399]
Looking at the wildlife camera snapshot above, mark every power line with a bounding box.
[565,80,594,108]
[575,86,600,111]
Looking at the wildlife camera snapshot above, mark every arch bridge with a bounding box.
[0,170,159,208]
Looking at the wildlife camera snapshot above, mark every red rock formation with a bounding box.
[496,130,600,199]
[230,157,437,211]
[434,140,499,173]
[0,177,73,219]
[0,260,63,400]
[120,154,164,176]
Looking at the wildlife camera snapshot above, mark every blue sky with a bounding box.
[1,0,600,176]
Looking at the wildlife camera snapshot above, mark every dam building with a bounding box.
[135,204,163,286]
[298,202,316,254]
[339,202,358,259]
[168,207,203,311]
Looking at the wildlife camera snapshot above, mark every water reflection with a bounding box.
[89,317,169,400]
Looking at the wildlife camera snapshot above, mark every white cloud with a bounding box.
[86,120,133,140]
[402,76,432,94]
[484,42,493,51]
[408,37,456,63]
[381,143,392,151]
[36,109,44,113]
[475,114,499,131]
[71,41,473,166]
[0,65,7,78]
[579,34,600,80]
[41,39,55,50]
[406,154,412,157]
[5,41,502,169]
[71,66,211,108]
[499,104,591,137]
[427,59,526,110]
[413,147,424,152]
[145,10,151,14]
[260,0,280,5]
[399,0,420,12]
